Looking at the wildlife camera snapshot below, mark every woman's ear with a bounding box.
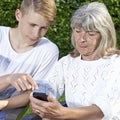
[15,9,22,21]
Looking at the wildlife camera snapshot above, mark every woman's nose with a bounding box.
[79,32,87,42]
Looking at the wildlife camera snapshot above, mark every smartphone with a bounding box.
[33,92,48,101]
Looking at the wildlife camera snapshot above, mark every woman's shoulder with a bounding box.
[110,54,120,63]
[108,54,120,68]
[58,54,78,64]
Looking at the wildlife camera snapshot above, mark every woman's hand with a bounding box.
[29,95,65,119]
[7,73,38,91]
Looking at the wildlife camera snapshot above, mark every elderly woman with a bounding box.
[29,2,120,120]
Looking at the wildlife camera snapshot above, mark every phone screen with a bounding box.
[33,92,48,101]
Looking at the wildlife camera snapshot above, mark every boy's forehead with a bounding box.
[22,9,42,18]
[22,8,39,15]
[22,11,49,26]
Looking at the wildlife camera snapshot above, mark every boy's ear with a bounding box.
[15,9,22,21]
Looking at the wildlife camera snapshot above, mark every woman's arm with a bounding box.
[29,95,104,120]
[62,104,103,120]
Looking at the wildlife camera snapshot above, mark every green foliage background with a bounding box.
[0,0,120,58]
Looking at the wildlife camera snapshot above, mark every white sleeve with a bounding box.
[36,56,65,99]
[92,57,120,120]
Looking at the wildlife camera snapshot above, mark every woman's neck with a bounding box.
[81,53,101,61]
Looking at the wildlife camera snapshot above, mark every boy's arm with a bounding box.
[2,90,31,110]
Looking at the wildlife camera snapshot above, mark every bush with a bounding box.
[0,0,120,57]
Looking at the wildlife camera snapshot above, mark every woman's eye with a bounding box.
[75,29,81,33]
[76,30,80,33]
[88,32,96,36]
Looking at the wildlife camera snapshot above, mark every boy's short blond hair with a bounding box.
[20,0,56,25]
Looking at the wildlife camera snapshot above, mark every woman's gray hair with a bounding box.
[70,2,119,57]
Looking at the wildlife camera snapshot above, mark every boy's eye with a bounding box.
[30,24,36,27]
[39,27,48,32]
[41,27,47,30]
